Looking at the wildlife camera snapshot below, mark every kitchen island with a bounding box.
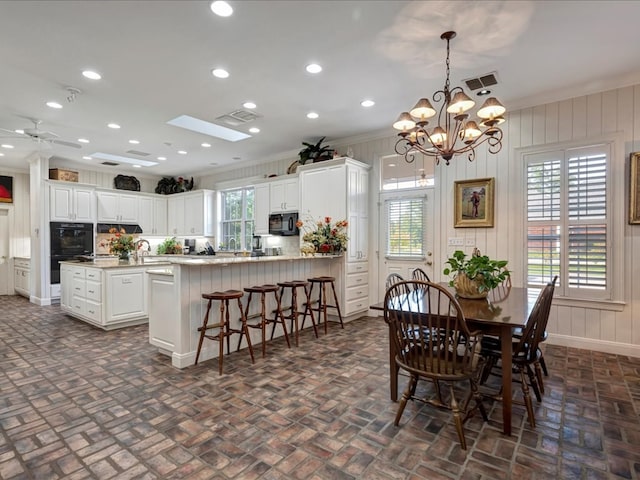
[146,255,343,369]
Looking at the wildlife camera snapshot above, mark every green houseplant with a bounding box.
[443,248,509,299]
[298,136,334,165]
[157,237,183,255]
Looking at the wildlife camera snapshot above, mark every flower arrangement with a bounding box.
[99,227,135,258]
[296,216,348,254]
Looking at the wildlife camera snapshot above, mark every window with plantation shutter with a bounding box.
[385,196,425,258]
[525,144,611,299]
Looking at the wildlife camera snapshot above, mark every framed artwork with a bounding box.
[630,152,640,224]
[454,177,495,228]
[0,175,13,204]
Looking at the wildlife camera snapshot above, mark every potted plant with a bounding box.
[157,237,183,255]
[299,136,334,165]
[443,248,509,299]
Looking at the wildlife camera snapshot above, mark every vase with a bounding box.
[119,251,130,261]
[454,272,488,299]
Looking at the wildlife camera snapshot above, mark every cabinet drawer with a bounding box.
[346,262,368,274]
[72,278,86,297]
[346,285,368,301]
[71,267,86,279]
[345,298,368,315]
[85,300,102,323]
[14,259,30,268]
[86,269,101,281]
[85,280,101,302]
[346,272,368,288]
[71,296,85,316]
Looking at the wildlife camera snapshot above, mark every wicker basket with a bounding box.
[453,272,488,299]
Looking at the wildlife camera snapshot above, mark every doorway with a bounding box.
[0,208,9,295]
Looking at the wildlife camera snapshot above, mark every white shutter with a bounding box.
[385,197,425,258]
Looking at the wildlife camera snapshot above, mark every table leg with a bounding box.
[500,327,512,436]
[389,323,398,401]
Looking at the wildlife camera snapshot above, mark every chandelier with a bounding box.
[393,31,506,165]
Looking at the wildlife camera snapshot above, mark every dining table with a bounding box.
[370,283,536,436]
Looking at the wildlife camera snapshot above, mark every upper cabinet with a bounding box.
[138,195,167,236]
[254,183,270,235]
[167,190,215,236]
[49,183,95,222]
[96,191,139,223]
[269,177,299,213]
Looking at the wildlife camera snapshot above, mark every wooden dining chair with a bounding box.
[411,267,431,283]
[384,280,487,450]
[385,273,406,291]
[488,270,511,304]
[480,277,557,428]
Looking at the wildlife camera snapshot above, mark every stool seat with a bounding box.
[239,284,290,357]
[278,280,318,346]
[195,290,254,375]
[304,276,343,334]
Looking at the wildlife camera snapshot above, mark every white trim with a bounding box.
[547,333,640,358]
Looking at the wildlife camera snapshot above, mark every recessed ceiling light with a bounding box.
[15,129,24,134]
[77,138,90,143]
[306,63,322,74]
[82,156,92,160]
[307,112,319,119]
[178,150,187,155]
[46,101,62,109]
[361,100,375,107]
[132,165,142,168]
[1,144,14,149]
[201,142,211,148]
[477,89,491,96]
[0,153,4,157]
[157,156,167,161]
[129,139,140,144]
[249,127,260,133]
[82,70,102,80]
[107,123,121,129]
[210,1,233,17]
[212,68,229,79]
[388,163,396,167]
[243,102,257,109]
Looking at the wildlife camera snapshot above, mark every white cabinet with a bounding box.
[13,258,30,298]
[60,263,149,329]
[299,157,371,317]
[167,190,215,236]
[254,183,270,235]
[270,177,299,213]
[139,195,167,236]
[97,191,139,223]
[49,183,95,222]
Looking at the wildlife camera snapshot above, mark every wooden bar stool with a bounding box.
[277,280,318,346]
[304,276,344,334]
[238,284,290,357]
[195,290,254,375]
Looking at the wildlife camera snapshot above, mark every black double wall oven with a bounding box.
[50,222,94,284]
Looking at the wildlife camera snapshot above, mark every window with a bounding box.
[385,196,426,258]
[220,187,254,250]
[525,144,610,299]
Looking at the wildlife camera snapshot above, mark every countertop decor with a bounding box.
[297,216,348,254]
[99,227,136,260]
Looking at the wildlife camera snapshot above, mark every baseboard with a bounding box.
[547,333,640,359]
[30,295,52,306]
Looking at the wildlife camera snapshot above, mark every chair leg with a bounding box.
[328,280,344,328]
[526,364,543,402]
[269,290,290,348]
[218,300,227,375]
[301,285,319,338]
[449,384,467,450]
[394,374,417,426]
[238,297,255,364]
[519,367,536,428]
[195,299,213,365]
[539,354,549,376]
[237,292,253,352]
[534,361,545,395]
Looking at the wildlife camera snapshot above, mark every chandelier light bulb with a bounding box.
[393,112,416,131]
[447,91,475,114]
[477,97,506,119]
[410,98,436,120]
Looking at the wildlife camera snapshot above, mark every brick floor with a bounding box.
[0,295,639,479]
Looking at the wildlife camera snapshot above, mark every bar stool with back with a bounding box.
[195,290,255,375]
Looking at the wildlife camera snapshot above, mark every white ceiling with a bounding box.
[1,0,640,177]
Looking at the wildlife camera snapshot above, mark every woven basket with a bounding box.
[453,272,488,299]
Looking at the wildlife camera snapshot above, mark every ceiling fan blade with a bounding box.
[0,127,24,135]
[51,139,82,149]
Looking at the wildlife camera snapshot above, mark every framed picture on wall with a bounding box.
[630,152,640,224]
[454,177,495,228]
[0,175,12,204]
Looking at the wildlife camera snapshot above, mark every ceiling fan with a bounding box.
[0,119,81,149]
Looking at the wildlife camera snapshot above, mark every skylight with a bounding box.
[167,115,251,142]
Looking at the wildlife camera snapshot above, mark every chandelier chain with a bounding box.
[444,36,451,93]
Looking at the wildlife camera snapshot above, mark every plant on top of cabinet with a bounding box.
[155,176,194,195]
[299,136,334,165]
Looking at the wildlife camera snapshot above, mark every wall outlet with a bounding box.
[448,237,464,246]
[465,238,475,246]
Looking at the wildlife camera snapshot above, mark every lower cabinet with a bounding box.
[60,263,149,329]
[344,261,369,315]
[14,258,30,298]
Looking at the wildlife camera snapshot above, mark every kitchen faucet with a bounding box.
[228,238,237,253]
[133,238,151,263]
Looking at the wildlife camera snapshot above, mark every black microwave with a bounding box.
[269,212,299,236]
